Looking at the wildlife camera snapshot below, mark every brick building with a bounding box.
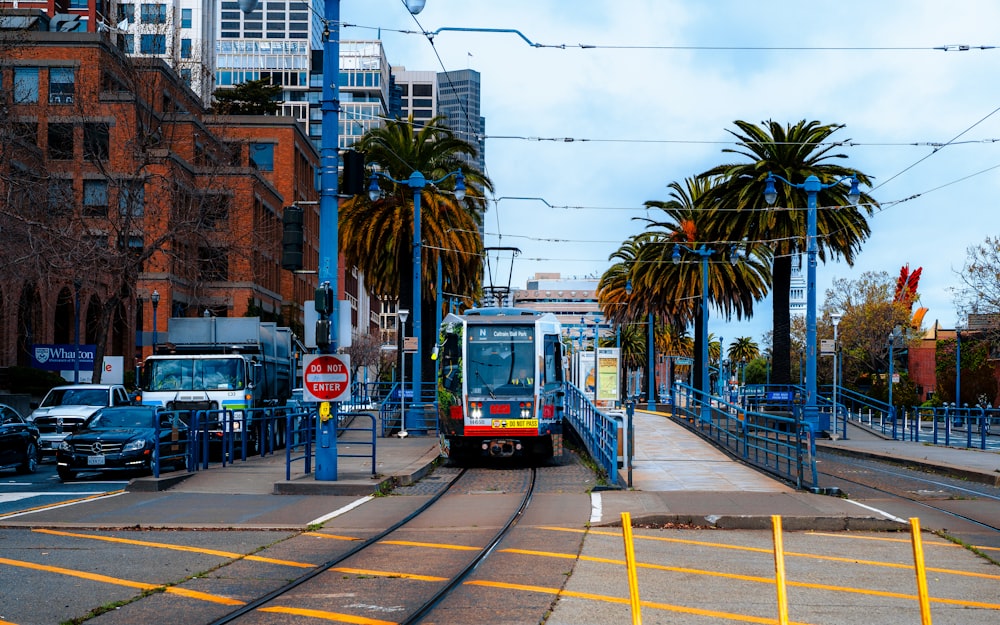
[0,20,328,378]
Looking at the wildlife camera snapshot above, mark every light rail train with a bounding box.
[436,308,565,461]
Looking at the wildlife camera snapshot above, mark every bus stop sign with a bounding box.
[302,354,351,402]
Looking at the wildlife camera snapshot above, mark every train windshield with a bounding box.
[466,324,535,397]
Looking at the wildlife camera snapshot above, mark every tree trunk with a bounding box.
[771,254,793,385]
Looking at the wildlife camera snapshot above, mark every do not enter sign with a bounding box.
[302,354,351,402]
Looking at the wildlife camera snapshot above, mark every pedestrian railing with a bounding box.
[562,382,620,482]
[670,383,819,491]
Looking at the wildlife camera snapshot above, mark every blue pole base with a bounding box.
[405,405,428,436]
[315,420,338,480]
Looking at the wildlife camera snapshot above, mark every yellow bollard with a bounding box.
[909,517,934,625]
[620,512,642,625]
[771,515,790,625]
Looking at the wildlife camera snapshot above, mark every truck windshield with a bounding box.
[466,324,535,397]
[146,358,245,391]
[41,388,108,407]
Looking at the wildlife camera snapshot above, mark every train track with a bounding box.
[817,449,1000,551]
[209,466,538,625]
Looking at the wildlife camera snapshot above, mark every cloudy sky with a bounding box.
[343,0,1000,343]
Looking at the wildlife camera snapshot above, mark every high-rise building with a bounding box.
[437,68,484,172]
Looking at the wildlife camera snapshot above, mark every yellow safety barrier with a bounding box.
[910,517,933,625]
[771,515,790,625]
[621,512,642,625]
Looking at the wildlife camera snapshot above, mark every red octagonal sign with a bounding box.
[302,354,351,402]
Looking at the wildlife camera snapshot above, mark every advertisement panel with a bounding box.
[596,347,620,403]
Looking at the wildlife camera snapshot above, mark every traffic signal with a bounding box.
[314,282,334,316]
[281,205,303,271]
[342,150,365,196]
[315,319,332,349]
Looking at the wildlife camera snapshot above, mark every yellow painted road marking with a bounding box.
[379,540,480,551]
[501,548,1000,610]
[260,606,396,624]
[806,530,1000,553]
[304,531,364,541]
[33,528,314,568]
[0,556,242,606]
[540,526,1000,580]
[465,580,816,625]
[0,490,126,519]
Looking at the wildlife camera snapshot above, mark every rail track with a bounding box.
[817,449,1000,553]
[209,466,538,624]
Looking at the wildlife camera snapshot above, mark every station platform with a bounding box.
[128,408,999,529]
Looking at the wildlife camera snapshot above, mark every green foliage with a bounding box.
[3,366,69,397]
[211,79,282,115]
[934,334,998,404]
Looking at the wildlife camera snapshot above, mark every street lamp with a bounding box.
[397,308,409,439]
[624,279,656,410]
[151,289,160,352]
[764,173,860,433]
[888,324,902,430]
[241,0,431,478]
[831,312,842,439]
[672,244,714,422]
[369,169,465,433]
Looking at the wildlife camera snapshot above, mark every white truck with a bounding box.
[137,317,295,449]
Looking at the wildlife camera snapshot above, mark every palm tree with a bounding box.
[339,116,492,385]
[624,177,770,394]
[702,120,877,386]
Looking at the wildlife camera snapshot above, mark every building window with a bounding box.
[199,246,229,282]
[118,3,135,24]
[140,4,167,24]
[83,180,109,217]
[180,38,192,58]
[119,183,145,217]
[140,34,167,54]
[13,68,39,104]
[83,123,110,162]
[181,8,192,28]
[47,123,74,160]
[48,67,75,104]
[180,68,192,86]
[48,179,73,214]
[250,143,274,171]
[120,34,135,54]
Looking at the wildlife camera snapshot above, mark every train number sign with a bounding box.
[302,354,351,402]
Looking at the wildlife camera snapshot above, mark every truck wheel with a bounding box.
[57,466,75,482]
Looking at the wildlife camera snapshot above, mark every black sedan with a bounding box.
[0,403,39,474]
[56,406,189,481]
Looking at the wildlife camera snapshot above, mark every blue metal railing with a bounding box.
[562,382,620,482]
[670,382,819,490]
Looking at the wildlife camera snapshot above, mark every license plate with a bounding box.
[87,455,106,466]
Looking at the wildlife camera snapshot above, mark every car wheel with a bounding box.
[17,442,38,474]
[57,466,75,482]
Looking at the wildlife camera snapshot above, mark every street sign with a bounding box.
[820,339,835,355]
[403,336,418,352]
[302,353,351,402]
[674,357,693,366]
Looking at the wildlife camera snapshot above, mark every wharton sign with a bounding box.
[32,344,96,371]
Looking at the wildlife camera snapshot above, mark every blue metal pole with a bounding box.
[408,172,427,433]
[646,312,655,410]
[888,335,895,428]
[315,0,341,480]
[955,330,961,412]
[73,282,81,383]
[803,175,821,432]
[700,252,710,422]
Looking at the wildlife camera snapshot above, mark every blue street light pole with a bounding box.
[624,280,656,410]
[151,289,159,352]
[369,169,465,433]
[888,325,901,433]
[764,173,860,433]
[672,244,714,422]
[241,0,428,477]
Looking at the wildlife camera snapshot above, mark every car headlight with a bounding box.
[60,441,72,452]
[123,439,147,452]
